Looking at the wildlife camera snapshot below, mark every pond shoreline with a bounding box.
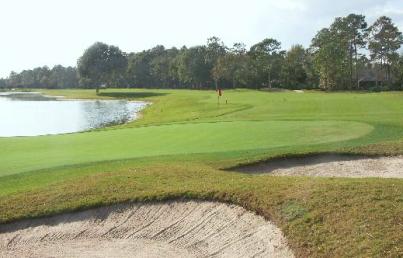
[0,92,148,138]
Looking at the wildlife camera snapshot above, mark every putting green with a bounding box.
[0,120,372,176]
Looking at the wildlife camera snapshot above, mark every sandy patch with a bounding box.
[232,155,403,178]
[0,201,294,258]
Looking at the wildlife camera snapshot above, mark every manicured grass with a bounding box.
[0,89,402,257]
[1,89,402,176]
[0,120,373,176]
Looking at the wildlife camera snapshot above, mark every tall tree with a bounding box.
[367,16,403,85]
[249,38,282,88]
[78,42,127,93]
[331,14,367,88]
[49,65,79,88]
[0,78,6,89]
[149,46,178,88]
[7,71,21,88]
[281,45,308,88]
[312,14,370,90]
[212,43,247,88]
[205,37,227,89]
[311,28,348,90]
[20,70,36,88]
[176,46,210,88]
[127,51,153,87]
[395,53,403,89]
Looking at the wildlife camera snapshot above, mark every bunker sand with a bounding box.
[0,201,294,258]
[232,155,403,178]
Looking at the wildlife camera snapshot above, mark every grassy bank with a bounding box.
[0,89,402,257]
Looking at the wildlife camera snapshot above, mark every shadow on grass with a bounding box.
[98,92,168,99]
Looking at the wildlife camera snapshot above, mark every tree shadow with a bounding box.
[98,91,168,99]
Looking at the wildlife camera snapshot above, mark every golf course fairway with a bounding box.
[0,120,373,176]
[0,89,402,257]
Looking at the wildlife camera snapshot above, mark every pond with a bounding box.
[0,92,147,137]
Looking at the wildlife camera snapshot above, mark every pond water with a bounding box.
[0,92,147,137]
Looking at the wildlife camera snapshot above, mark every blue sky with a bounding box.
[0,0,402,77]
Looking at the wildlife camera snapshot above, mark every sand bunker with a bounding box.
[232,155,403,178]
[0,201,294,258]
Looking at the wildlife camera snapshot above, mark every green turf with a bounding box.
[1,89,403,176]
[0,89,402,257]
[0,120,373,176]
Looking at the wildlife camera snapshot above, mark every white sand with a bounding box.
[0,201,294,258]
[233,155,403,178]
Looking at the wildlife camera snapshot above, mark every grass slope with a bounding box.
[0,89,402,257]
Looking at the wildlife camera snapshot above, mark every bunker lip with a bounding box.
[0,201,294,258]
[228,154,403,178]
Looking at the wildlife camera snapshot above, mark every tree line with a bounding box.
[0,65,78,89]
[1,14,402,91]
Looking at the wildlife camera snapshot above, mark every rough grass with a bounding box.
[0,89,402,257]
[0,162,401,257]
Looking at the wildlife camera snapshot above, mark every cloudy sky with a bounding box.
[0,0,402,77]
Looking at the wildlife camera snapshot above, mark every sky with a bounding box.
[0,0,402,77]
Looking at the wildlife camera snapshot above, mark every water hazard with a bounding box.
[0,92,146,137]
